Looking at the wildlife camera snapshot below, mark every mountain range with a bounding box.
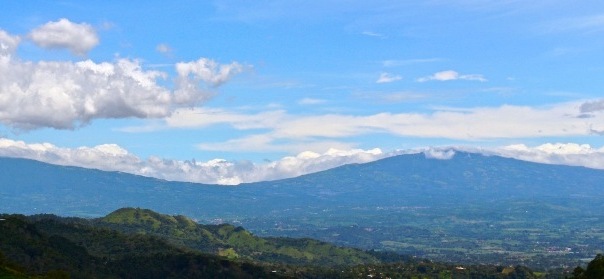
[2,150,604,269]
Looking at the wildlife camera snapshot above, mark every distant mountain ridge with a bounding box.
[3,150,602,217]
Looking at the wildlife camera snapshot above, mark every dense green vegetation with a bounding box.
[570,254,604,279]
[0,213,283,278]
[0,251,29,278]
[1,209,555,278]
[95,207,380,266]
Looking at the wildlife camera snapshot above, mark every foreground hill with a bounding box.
[0,209,544,278]
[95,207,379,266]
[2,151,604,269]
[0,213,283,279]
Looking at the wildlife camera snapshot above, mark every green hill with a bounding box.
[0,210,549,278]
[0,213,283,279]
[97,207,380,266]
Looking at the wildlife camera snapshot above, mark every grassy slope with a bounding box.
[97,207,380,266]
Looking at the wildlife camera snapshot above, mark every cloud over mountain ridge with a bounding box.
[0,138,602,185]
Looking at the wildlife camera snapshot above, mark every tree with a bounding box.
[572,254,604,279]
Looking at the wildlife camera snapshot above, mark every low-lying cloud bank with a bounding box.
[423,143,604,171]
[0,138,386,185]
[495,143,604,170]
[1,138,603,185]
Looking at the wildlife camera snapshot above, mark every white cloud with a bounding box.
[156,43,172,54]
[424,148,456,159]
[411,143,604,170]
[175,58,246,87]
[353,91,426,103]
[491,143,604,170]
[28,18,99,56]
[361,31,386,38]
[378,92,425,102]
[173,58,246,105]
[298,98,326,105]
[164,108,285,130]
[376,72,402,83]
[417,70,486,82]
[382,58,442,67]
[0,29,247,130]
[533,142,594,154]
[197,135,356,154]
[0,30,19,56]
[0,57,166,129]
[0,138,142,172]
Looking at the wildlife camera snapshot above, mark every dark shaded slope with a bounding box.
[0,213,284,279]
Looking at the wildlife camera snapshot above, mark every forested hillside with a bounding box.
[0,213,283,278]
[0,209,550,278]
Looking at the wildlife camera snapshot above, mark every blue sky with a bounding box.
[1,1,603,184]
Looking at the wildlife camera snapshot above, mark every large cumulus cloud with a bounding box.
[0,24,246,130]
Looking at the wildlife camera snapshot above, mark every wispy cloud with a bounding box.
[361,31,386,39]
[543,13,604,33]
[417,70,486,82]
[382,58,442,67]
[376,72,402,83]
[197,134,356,154]
[156,43,172,54]
[298,98,327,105]
[148,99,604,154]
[354,91,427,103]
[163,108,285,130]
